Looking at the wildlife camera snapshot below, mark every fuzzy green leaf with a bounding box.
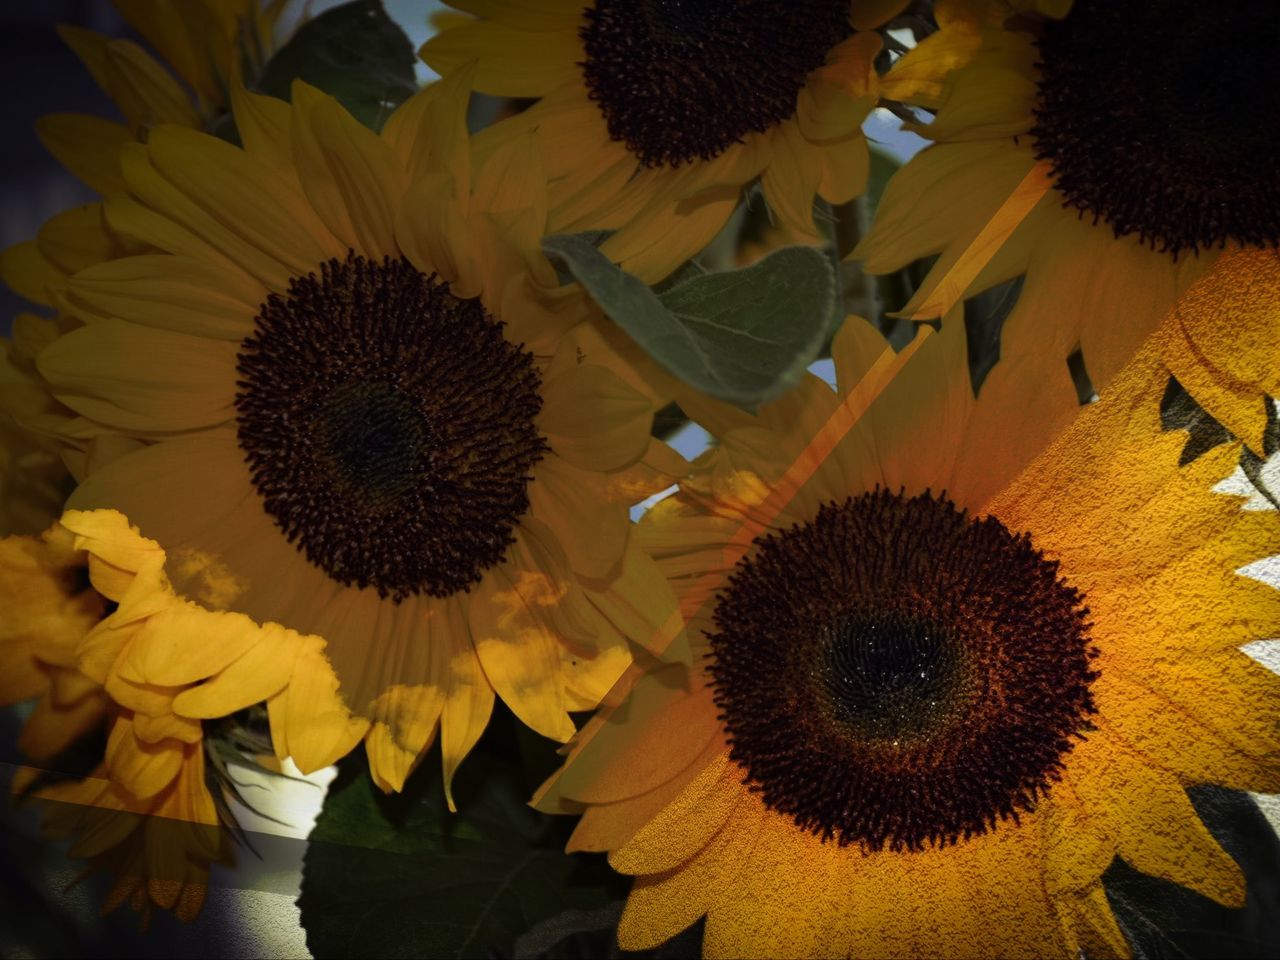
[545,234,835,411]
[255,0,416,132]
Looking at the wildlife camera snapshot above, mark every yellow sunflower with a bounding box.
[18,0,291,265]
[855,0,1278,454]
[0,521,107,767]
[0,0,296,515]
[34,749,231,925]
[42,0,289,194]
[23,75,682,801]
[421,0,906,281]
[0,511,292,922]
[535,314,1280,958]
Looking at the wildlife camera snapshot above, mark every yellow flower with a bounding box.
[25,76,682,802]
[536,314,1280,958]
[0,418,66,537]
[855,0,1277,453]
[6,2,292,288]
[0,1,295,501]
[33,750,231,925]
[0,523,107,764]
[421,1,907,281]
[0,512,270,922]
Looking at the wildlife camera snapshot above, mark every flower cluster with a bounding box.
[0,1,1276,956]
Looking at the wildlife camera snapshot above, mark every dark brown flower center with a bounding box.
[1030,0,1279,256]
[235,253,546,601]
[708,490,1098,852]
[579,0,853,167]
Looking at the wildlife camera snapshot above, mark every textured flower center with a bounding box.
[579,0,852,167]
[818,610,967,744]
[1030,0,1279,256]
[235,253,546,601]
[709,490,1098,852]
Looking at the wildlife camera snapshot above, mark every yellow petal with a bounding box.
[37,318,237,433]
[133,710,201,745]
[612,749,740,875]
[469,562,574,743]
[528,455,630,580]
[116,603,260,688]
[56,24,112,94]
[760,121,824,237]
[120,132,338,291]
[557,666,720,805]
[439,598,495,811]
[818,135,870,206]
[383,67,474,185]
[418,20,580,98]
[66,253,264,341]
[274,640,369,775]
[229,82,295,179]
[0,240,63,306]
[35,113,131,195]
[540,363,653,472]
[579,538,683,663]
[169,622,294,720]
[395,171,479,294]
[617,802,759,952]
[103,38,201,130]
[1069,732,1246,907]
[1159,246,1280,456]
[366,683,445,793]
[105,713,182,799]
[289,81,407,259]
[36,202,121,277]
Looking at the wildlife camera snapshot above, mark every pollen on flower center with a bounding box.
[1030,0,1280,256]
[579,0,852,167]
[235,253,547,602]
[708,490,1099,852]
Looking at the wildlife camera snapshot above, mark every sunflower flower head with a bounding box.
[422,0,906,280]
[855,0,1279,463]
[537,311,1280,958]
[11,70,683,806]
[0,514,250,924]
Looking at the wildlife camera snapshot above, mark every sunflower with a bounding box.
[21,75,681,801]
[420,0,907,281]
[535,313,1280,958]
[41,0,289,194]
[15,1,291,269]
[0,520,107,768]
[855,0,1279,454]
[0,0,296,513]
[34,749,232,924]
[0,511,285,922]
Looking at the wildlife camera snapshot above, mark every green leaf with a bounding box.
[545,234,835,412]
[299,751,622,960]
[255,0,417,132]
